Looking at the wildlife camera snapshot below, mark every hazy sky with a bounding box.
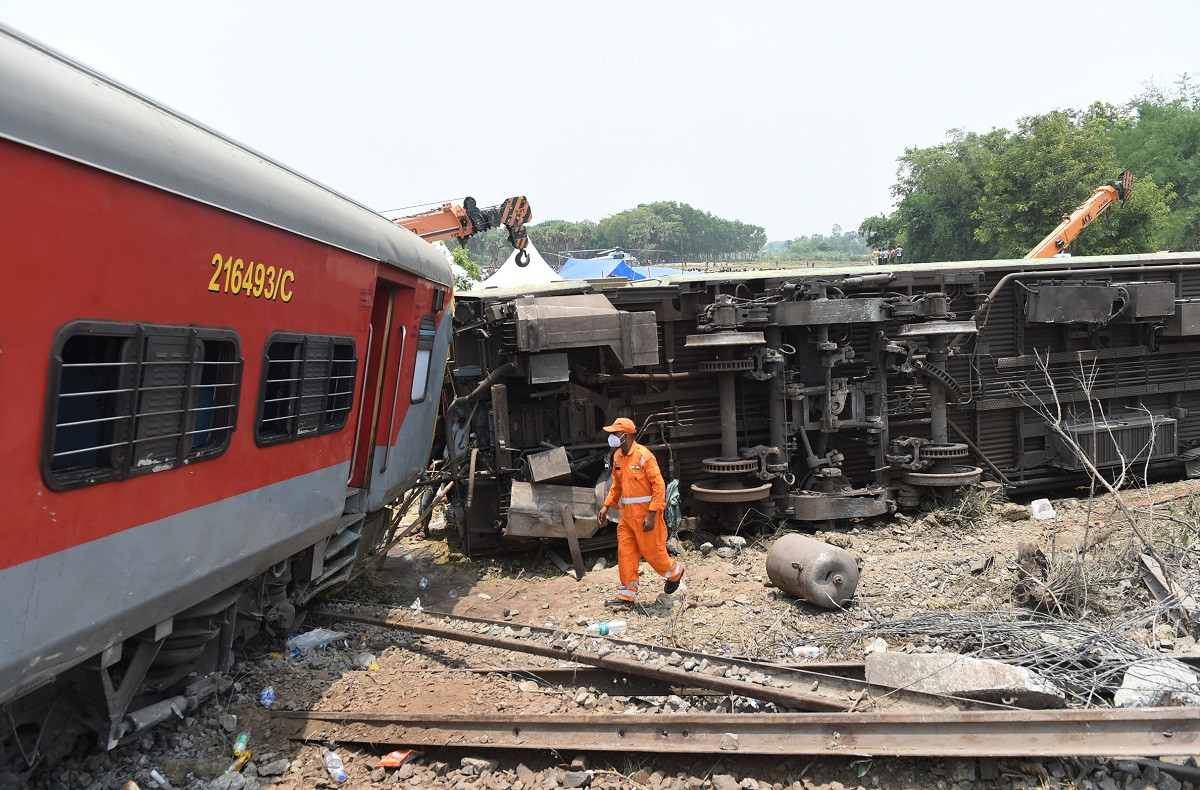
[3,1,1198,241]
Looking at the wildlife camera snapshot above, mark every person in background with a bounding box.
[597,418,684,606]
[872,248,880,265]
[895,245,903,264]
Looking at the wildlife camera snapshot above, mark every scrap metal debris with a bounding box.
[818,608,1192,707]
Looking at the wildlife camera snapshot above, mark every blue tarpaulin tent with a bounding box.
[558,257,635,279]
[558,257,682,281]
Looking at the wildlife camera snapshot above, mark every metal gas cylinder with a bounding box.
[766,534,860,608]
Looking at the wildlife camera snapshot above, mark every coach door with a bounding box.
[349,279,414,488]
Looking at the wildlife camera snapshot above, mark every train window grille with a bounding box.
[410,316,436,402]
[44,323,241,490]
[256,334,357,445]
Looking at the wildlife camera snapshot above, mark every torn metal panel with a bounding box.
[527,352,569,384]
[1139,553,1199,637]
[526,447,571,483]
[512,294,659,367]
[505,482,603,539]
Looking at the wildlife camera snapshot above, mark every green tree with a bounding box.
[857,213,901,253]
[889,129,1006,262]
[781,224,871,261]
[1112,77,1200,251]
[529,202,765,263]
[458,227,513,269]
[527,219,600,259]
[450,244,482,291]
[974,110,1171,258]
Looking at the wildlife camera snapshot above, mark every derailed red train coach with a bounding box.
[0,25,451,763]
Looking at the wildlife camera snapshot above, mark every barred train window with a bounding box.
[410,316,436,403]
[43,322,242,490]
[256,333,357,446]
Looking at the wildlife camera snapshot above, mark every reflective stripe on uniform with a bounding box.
[664,561,683,582]
[620,495,652,505]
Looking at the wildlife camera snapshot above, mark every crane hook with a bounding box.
[516,248,530,267]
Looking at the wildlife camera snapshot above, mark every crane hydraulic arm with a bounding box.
[1025,171,1134,259]
[394,196,533,265]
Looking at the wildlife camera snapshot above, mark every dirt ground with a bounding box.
[32,479,1200,790]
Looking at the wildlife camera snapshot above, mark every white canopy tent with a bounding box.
[477,241,562,289]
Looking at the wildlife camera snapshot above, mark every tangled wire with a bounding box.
[812,607,1195,707]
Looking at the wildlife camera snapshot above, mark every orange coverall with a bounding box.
[604,441,683,603]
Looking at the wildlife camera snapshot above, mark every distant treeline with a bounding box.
[762,224,871,262]
[459,201,766,268]
[858,78,1200,264]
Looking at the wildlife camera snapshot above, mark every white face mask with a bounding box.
[608,433,622,448]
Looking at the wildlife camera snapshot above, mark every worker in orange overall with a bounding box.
[597,417,684,606]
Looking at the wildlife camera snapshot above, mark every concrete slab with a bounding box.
[1114,658,1200,708]
[865,651,1066,708]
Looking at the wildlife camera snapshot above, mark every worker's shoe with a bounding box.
[604,596,634,608]
[664,566,684,595]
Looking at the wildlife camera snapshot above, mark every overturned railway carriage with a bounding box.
[446,254,1200,554]
[0,27,452,764]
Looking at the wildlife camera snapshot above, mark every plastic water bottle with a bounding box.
[259,686,275,708]
[324,751,347,782]
[285,628,347,656]
[149,770,173,790]
[418,577,428,590]
[585,620,626,636]
[232,732,250,756]
[793,645,823,659]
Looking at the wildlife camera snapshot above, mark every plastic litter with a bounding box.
[1031,498,1057,520]
[258,686,275,708]
[584,620,626,636]
[324,751,347,782]
[376,749,415,768]
[792,645,823,659]
[227,751,250,773]
[233,732,250,756]
[410,597,423,612]
[418,576,428,590]
[149,769,174,790]
[121,782,141,790]
[285,628,347,656]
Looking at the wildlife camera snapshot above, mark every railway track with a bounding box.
[312,604,1006,713]
[297,604,1200,760]
[279,707,1200,758]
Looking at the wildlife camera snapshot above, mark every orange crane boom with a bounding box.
[394,196,533,265]
[1025,171,1133,259]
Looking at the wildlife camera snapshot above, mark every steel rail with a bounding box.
[319,610,850,712]
[279,707,1200,758]
[312,607,1001,712]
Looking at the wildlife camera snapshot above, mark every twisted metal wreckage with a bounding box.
[439,253,1200,556]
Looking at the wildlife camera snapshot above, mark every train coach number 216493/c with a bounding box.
[208,252,295,302]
